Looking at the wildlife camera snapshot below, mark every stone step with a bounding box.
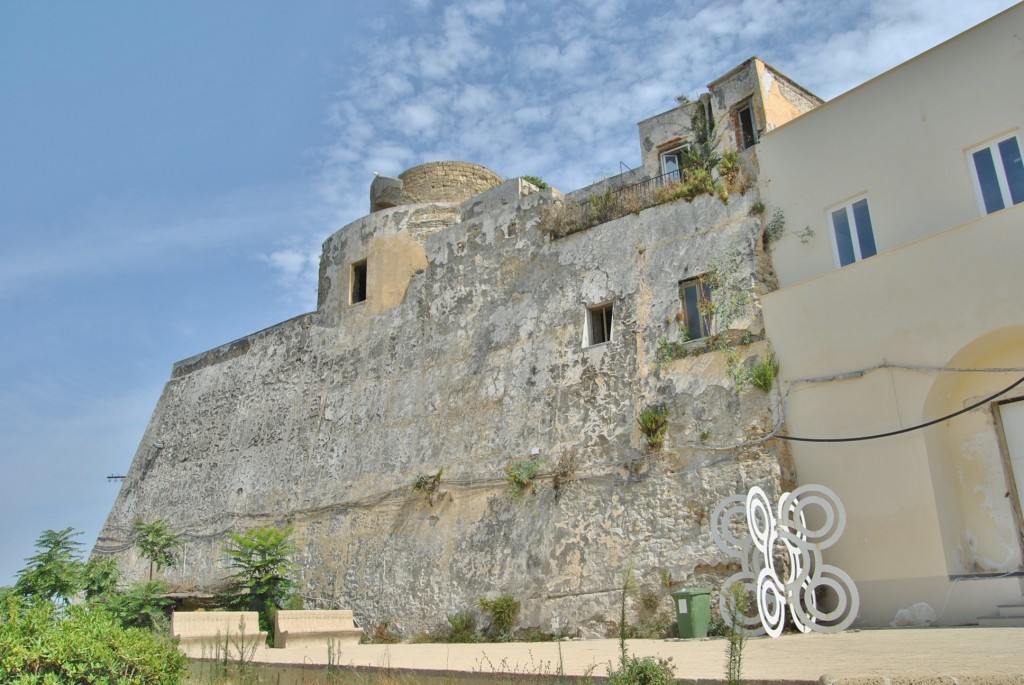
[997,603,1024,618]
[977,614,1024,627]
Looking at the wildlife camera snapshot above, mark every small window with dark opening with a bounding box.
[350,260,367,304]
[679,277,712,341]
[586,302,613,347]
[737,104,758,150]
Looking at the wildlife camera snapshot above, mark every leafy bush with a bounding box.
[522,175,549,189]
[15,528,84,605]
[0,599,188,684]
[763,207,786,243]
[607,655,677,685]
[133,519,181,580]
[636,404,670,451]
[221,525,296,641]
[443,610,481,643]
[506,457,544,497]
[748,352,779,393]
[97,581,174,631]
[478,594,520,640]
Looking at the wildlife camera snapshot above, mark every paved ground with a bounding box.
[184,627,1024,684]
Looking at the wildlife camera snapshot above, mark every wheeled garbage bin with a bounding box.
[671,588,711,638]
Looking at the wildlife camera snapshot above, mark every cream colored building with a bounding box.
[758,3,1024,625]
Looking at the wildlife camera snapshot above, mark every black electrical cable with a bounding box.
[777,373,1024,443]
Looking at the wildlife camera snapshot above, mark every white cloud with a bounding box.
[399,102,442,133]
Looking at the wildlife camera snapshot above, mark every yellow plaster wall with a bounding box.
[762,207,1024,624]
[758,3,1024,287]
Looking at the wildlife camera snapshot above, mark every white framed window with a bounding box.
[829,197,876,267]
[584,302,613,347]
[969,134,1024,215]
[660,147,686,182]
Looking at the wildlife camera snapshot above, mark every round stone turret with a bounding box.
[370,161,503,213]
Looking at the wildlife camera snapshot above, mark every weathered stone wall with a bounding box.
[95,179,789,638]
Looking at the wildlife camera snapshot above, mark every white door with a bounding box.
[998,400,1024,528]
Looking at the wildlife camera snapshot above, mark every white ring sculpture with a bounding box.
[711,484,859,637]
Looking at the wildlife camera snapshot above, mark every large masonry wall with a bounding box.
[95,179,789,637]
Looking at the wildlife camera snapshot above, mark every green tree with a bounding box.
[222,525,297,638]
[133,518,182,580]
[14,528,84,605]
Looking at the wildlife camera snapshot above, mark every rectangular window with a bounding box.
[829,197,877,267]
[660,147,685,182]
[970,134,1024,215]
[679,277,712,340]
[736,104,758,150]
[586,302,613,346]
[350,260,367,304]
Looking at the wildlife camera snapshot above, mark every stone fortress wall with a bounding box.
[94,59,819,638]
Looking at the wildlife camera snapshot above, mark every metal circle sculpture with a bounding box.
[712,484,859,638]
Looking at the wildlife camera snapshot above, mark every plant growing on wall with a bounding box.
[637,404,670,451]
[506,457,544,497]
[522,175,549,189]
[412,467,444,506]
[748,352,779,393]
[478,594,521,641]
[133,518,181,581]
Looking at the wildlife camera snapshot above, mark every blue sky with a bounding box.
[0,0,1016,585]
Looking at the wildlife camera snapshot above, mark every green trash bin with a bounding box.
[671,588,711,639]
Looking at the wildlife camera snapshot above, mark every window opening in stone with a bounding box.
[351,260,367,304]
[737,104,758,150]
[587,302,614,346]
[679,276,712,341]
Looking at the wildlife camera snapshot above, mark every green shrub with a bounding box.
[637,404,670,451]
[443,611,481,643]
[506,457,544,497]
[221,525,296,643]
[0,600,188,684]
[748,352,779,392]
[478,594,520,640]
[607,655,677,685]
[522,175,549,189]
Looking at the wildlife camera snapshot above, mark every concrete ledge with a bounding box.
[821,674,1024,685]
[172,611,267,652]
[274,609,364,649]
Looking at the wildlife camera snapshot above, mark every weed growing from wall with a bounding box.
[506,457,544,497]
[637,404,670,451]
[748,352,779,392]
[478,594,521,641]
[411,467,444,506]
[763,207,814,245]
[443,611,481,643]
